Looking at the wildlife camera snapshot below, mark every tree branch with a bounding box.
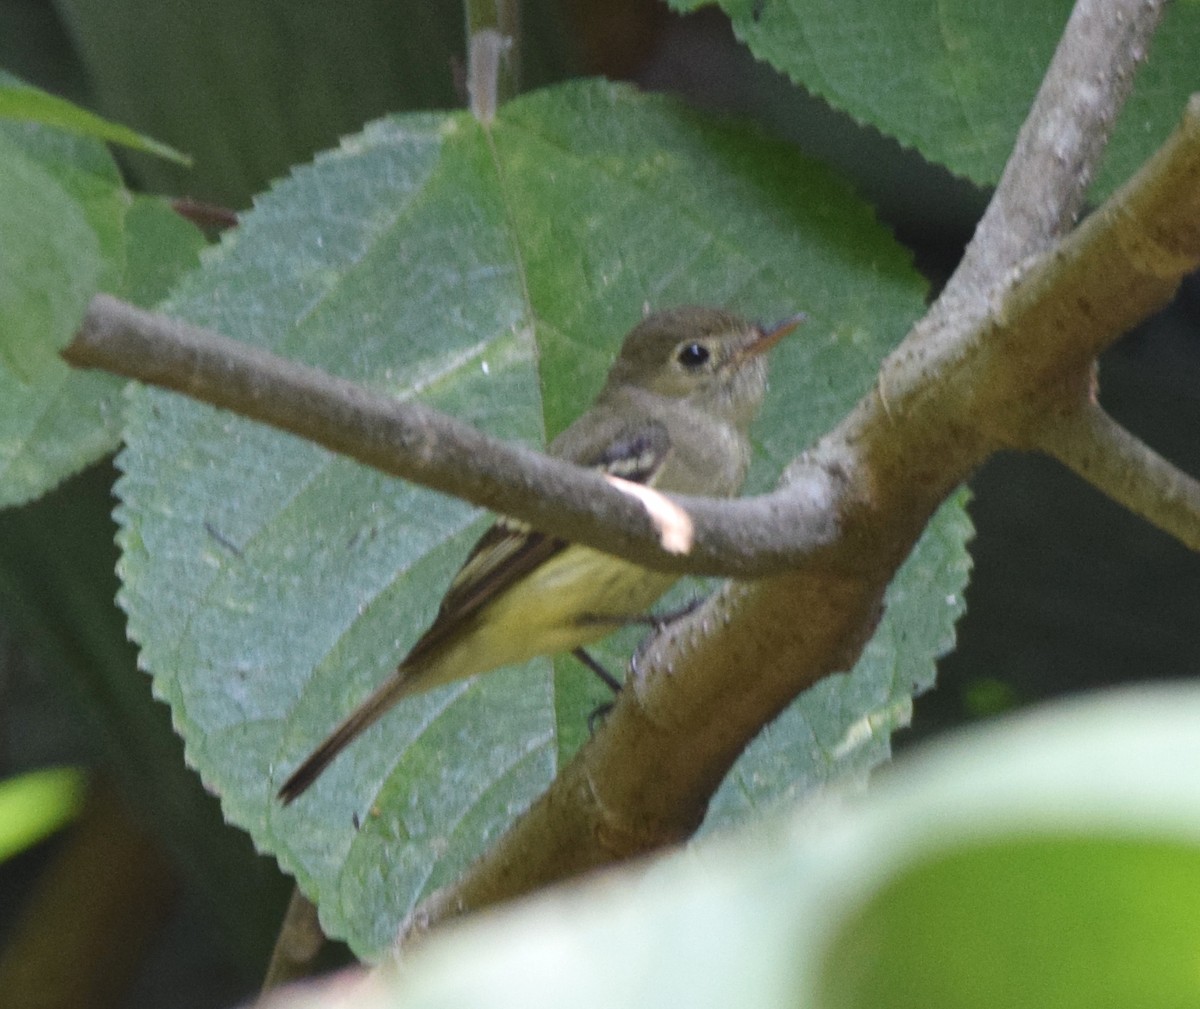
[951,0,1166,295]
[396,7,1200,939]
[63,81,1200,584]
[64,294,842,579]
[1039,401,1200,551]
[901,0,1169,404]
[868,91,1200,462]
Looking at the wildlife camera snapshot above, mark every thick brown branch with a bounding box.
[397,42,1200,943]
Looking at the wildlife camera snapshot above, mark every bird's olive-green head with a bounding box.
[599,306,804,432]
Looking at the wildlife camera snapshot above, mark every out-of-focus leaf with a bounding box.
[0,80,204,508]
[0,766,85,862]
[0,82,190,163]
[259,686,1200,1009]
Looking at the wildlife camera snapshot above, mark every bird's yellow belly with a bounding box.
[421,546,677,690]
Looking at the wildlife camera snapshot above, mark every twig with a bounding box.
[1039,401,1200,551]
[260,887,327,995]
[464,0,519,120]
[952,0,1167,293]
[63,294,842,578]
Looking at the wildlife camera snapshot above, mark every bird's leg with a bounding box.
[576,598,707,732]
[577,595,705,635]
[571,647,622,693]
[572,647,621,733]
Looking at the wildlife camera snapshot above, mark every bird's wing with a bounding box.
[400,421,672,668]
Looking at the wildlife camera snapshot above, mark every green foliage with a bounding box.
[0,82,190,163]
[0,78,204,506]
[0,767,84,863]
[113,80,968,956]
[265,687,1200,1009]
[2,0,1194,997]
[669,0,1200,194]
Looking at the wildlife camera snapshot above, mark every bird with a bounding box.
[277,306,803,803]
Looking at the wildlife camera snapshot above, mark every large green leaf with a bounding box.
[115,79,957,957]
[0,78,205,507]
[669,0,1200,194]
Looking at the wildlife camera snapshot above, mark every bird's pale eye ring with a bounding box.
[676,342,711,368]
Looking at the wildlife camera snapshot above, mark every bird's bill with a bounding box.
[742,311,807,359]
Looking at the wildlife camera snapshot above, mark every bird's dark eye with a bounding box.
[676,342,711,368]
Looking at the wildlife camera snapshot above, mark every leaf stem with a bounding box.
[464,0,519,122]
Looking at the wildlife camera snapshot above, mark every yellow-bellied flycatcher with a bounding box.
[278,306,802,803]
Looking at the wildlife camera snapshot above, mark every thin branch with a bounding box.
[64,294,842,578]
[1039,401,1200,551]
[464,0,519,120]
[63,85,1200,585]
[260,887,326,995]
[951,0,1167,294]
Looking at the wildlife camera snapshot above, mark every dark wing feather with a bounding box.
[401,421,673,668]
[401,520,564,667]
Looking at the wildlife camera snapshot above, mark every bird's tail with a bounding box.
[276,670,416,805]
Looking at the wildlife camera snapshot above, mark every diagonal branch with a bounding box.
[64,80,1200,587]
[63,294,842,578]
[1039,401,1200,551]
[395,7,1199,940]
[951,0,1167,294]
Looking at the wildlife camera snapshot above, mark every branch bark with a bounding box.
[398,0,1197,939]
[1039,400,1200,551]
[64,294,843,578]
[64,83,1200,579]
